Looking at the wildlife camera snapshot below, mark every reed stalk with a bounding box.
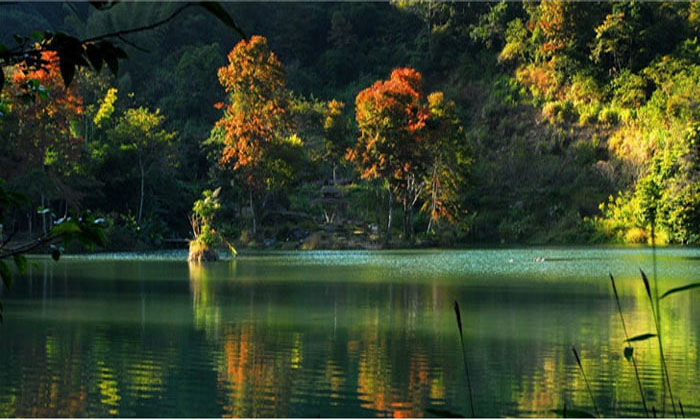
[453,301,475,417]
[609,273,649,417]
[641,267,677,418]
[572,346,600,417]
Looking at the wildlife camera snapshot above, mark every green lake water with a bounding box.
[0,248,699,417]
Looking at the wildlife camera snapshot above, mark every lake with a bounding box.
[0,248,699,417]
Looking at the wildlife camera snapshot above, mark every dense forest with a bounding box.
[1,1,699,251]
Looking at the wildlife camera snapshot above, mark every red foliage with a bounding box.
[348,67,429,184]
[214,35,292,188]
[3,50,83,177]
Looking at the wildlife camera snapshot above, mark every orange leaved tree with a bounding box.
[3,51,84,176]
[1,50,84,234]
[348,67,430,242]
[213,35,294,235]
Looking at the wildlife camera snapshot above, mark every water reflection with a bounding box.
[0,249,698,417]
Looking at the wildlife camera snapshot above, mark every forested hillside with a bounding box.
[1,1,698,250]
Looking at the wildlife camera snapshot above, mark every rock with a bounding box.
[188,241,219,263]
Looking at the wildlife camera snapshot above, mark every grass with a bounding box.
[448,255,700,418]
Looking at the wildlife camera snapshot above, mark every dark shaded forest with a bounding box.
[1,1,699,251]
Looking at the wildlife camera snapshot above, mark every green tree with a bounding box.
[422,91,468,234]
[323,99,352,185]
[106,107,176,223]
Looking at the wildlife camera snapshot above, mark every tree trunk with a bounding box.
[138,156,145,224]
[41,193,46,235]
[249,189,257,235]
[385,187,392,245]
[403,197,409,240]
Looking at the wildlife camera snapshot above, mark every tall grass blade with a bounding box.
[610,274,649,417]
[679,400,685,418]
[453,301,475,418]
[640,269,678,417]
[660,283,700,300]
[572,346,600,418]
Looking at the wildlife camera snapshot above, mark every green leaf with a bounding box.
[0,260,13,289]
[660,282,700,300]
[624,346,633,362]
[58,56,76,87]
[50,221,81,236]
[84,226,106,248]
[13,255,27,275]
[30,31,44,41]
[0,70,4,95]
[625,333,657,343]
[551,409,597,418]
[199,2,246,40]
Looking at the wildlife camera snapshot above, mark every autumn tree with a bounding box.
[0,50,84,233]
[214,35,295,235]
[348,67,430,242]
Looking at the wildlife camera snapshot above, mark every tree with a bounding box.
[323,99,352,185]
[106,107,176,223]
[348,67,430,242]
[1,50,83,175]
[214,35,295,235]
[0,1,243,322]
[422,91,467,234]
[188,187,235,262]
[0,50,85,235]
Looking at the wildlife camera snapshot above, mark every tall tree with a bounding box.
[106,107,176,223]
[1,50,85,233]
[422,91,467,234]
[348,67,430,242]
[323,99,351,185]
[214,35,294,235]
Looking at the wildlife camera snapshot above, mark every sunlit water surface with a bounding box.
[1,248,699,417]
